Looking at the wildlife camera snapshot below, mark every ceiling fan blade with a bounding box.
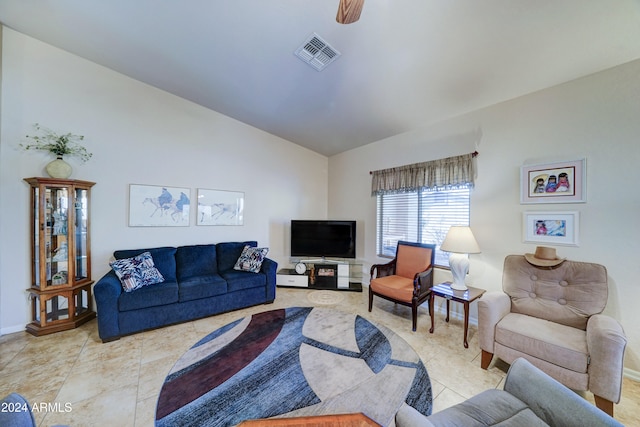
[336,0,364,24]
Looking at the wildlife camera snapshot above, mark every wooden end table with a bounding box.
[429,282,486,348]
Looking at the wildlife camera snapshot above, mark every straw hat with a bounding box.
[532,174,549,183]
[524,246,565,267]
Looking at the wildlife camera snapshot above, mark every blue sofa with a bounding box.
[94,241,277,342]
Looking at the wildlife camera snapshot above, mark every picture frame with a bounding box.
[129,184,191,227]
[520,159,586,204]
[197,189,244,226]
[523,211,579,246]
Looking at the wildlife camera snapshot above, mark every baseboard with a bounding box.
[623,367,640,381]
[1,324,25,336]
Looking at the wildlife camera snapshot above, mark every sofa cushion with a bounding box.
[176,244,218,280]
[114,247,177,282]
[495,313,588,373]
[234,245,269,273]
[109,251,165,292]
[179,274,228,302]
[118,280,179,312]
[216,241,257,272]
[220,269,266,292]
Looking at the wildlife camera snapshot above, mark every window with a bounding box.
[376,187,471,267]
[371,152,476,266]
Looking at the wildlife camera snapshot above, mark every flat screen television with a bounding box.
[290,220,356,259]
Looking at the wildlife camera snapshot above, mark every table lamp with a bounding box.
[440,226,481,291]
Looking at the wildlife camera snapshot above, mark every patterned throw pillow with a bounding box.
[110,251,165,292]
[233,245,269,273]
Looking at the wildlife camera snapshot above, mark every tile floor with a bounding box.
[1,287,638,426]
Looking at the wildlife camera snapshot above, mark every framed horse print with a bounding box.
[196,189,244,226]
[129,184,191,227]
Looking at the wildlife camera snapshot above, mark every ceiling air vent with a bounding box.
[295,33,341,71]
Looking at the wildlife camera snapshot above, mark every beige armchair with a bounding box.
[478,254,627,417]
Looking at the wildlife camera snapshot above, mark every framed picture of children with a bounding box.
[523,211,579,246]
[520,159,586,204]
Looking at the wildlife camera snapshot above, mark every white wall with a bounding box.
[0,28,328,333]
[329,59,640,373]
[3,25,639,376]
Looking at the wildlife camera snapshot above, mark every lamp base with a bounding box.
[448,252,469,291]
[450,282,468,291]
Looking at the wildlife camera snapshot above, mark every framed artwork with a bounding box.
[520,159,586,204]
[197,189,244,226]
[523,211,579,246]
[129,184,190,227]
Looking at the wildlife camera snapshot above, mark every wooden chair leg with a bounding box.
[481,350,493,369]
[594,395,614,417]
[368,289,374,312]
[411,304,417,332]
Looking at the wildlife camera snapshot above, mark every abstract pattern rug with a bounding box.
[155,307,432,426]
[306,290,345,305]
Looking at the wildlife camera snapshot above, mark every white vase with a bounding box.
[46,157,72,179]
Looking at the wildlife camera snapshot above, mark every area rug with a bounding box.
[307,290,345,305]
[155,306,432,427]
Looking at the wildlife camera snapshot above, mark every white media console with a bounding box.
[276,260,362,292]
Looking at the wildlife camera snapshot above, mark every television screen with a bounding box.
[290,220,356,259]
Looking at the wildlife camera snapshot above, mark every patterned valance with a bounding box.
[371,152,477,196]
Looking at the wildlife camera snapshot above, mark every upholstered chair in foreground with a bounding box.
[478,253,627,417]
[396,357,623,427]
[369,241,435,331]
[0,393,36,427]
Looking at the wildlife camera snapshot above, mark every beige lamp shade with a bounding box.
[441,226,480,291]
[440,226,480,254]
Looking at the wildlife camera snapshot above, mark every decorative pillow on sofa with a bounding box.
[109,251,165,292]
[233,245,269,273]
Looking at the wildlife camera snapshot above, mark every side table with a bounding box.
[429,282,486,348]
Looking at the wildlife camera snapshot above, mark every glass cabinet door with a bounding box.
[74,188,90,282]
[47,186,70,288]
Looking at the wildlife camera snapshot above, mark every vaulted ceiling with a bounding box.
[2,1,640,156]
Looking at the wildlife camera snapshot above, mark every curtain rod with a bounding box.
[369,151,479,175]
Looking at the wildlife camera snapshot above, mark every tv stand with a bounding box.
[276,260,362,292]
[301,257,347,264]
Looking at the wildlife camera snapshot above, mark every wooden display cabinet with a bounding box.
[24,177,96,336]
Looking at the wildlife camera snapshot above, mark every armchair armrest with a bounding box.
[477,291,511,353]
[94,270,123,342]
[505,358,623,427]
[0,393,36,427]
[395,403,435,427]
[587,314,627,403]
[370,258,396,280]
[413,267,434,299]
[260,257,278,301]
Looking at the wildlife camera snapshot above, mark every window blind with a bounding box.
[376,187,471,267]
